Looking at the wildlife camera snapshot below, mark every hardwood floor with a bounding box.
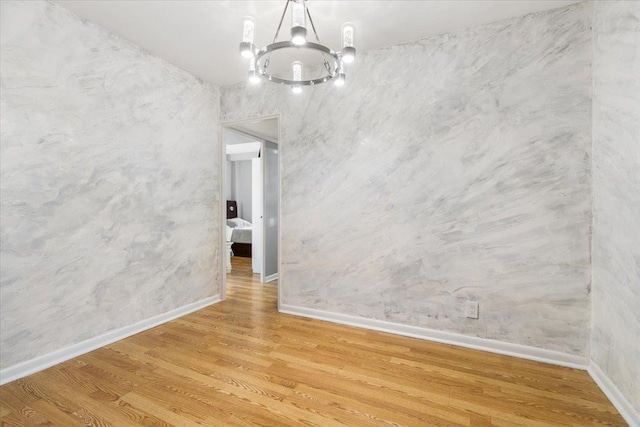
[1,257,626,426]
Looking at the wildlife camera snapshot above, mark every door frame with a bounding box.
[219,114,282,308]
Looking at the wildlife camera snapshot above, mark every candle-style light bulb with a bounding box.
[291,0,307,46]
[334,61,346,86]
[239,16,256,58]
[292,61,303,93]
[248,60,260,84]
[341,22,356,63]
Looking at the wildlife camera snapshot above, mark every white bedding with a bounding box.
[227,218,252,244]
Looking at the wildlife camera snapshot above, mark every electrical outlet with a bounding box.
[465,301,479,319]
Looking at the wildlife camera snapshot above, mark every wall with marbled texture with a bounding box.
[0,0,221,369]
[592,0,640,415]
[222,3,592,356]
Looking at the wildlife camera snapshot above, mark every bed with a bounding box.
[227,200,252,258]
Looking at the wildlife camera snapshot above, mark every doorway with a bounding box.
[221,116,280,302]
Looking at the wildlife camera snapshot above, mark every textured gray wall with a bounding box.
[233,160,253,223]
[221,3,592,356]
[592,0,640,415]
[0,0,221,369]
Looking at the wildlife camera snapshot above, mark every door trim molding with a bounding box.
[220,114,282,304]
[264,273,279,283]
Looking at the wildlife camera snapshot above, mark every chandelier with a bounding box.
[239,0,357,93]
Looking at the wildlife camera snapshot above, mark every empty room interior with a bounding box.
[0,0,638,425]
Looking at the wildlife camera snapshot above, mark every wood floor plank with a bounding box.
[29,398,92,427]
[1,256,627,426]
[120,392,210,427]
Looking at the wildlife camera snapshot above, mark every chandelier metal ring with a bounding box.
[239,0,356,91]
[254,41,340,86]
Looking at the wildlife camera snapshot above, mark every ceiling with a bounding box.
[54,0,579,88]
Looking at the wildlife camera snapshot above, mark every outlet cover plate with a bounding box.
[466,301,479,319]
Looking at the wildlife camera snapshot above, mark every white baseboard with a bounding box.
[0,295,222,386]
[279,304,589,369]
[589,362,639,427]
[264,273,278,283]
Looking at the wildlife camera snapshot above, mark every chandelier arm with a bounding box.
[272,0,291,44]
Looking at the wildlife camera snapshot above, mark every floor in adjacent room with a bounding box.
[0,257,626,426]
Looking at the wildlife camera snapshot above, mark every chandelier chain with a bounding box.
[303,1,333,74]
[272,0,291,44]
[304,1,322,44]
